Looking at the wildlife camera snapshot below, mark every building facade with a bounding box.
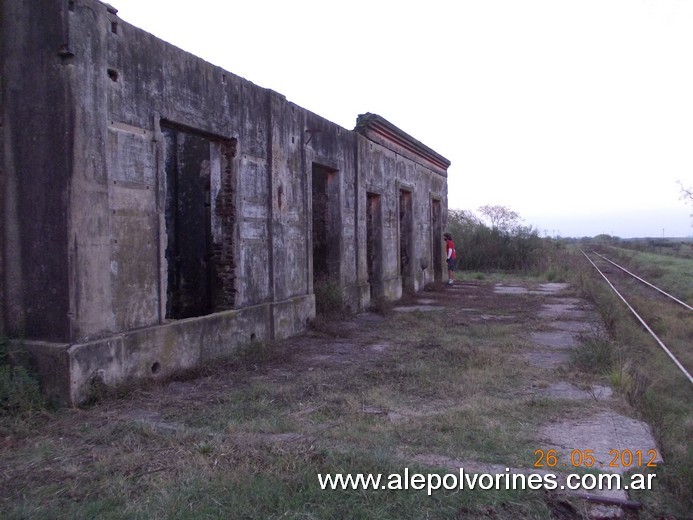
[0,0,450,404]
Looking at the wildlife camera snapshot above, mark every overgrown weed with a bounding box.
[368,295,394,315]
[0,338,44,417]
[561,246,692,517]
[313,277,344,317]
[571,328,615,374]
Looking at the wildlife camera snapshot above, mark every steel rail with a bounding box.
[592,251,693,312]
[581,249,693,385]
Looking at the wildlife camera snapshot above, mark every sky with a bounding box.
[112,0,693,238]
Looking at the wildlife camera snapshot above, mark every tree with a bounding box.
[679,181,693,224]
[447,206,543,271]
[448,208,482,234]
[477,205,522,232]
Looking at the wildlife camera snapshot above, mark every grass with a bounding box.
[0,265,689,518]
[0,405,560,519]
[570,327,619,375]
[0,337,44,416]
[567,246,693,516]
[604,245,693,303]
[314,277,345,316]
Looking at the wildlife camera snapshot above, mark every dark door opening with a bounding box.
[312,164,339,283]
[399,189,413,281]
[432,199,443,282]
[163,126,214,319]
[366,192,382,283]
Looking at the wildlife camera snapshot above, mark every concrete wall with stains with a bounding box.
[0,0,450,405]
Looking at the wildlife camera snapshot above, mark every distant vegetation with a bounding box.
[447,205,693,277]
[610,237,693,259]
[569,234,693,260]
[447,206,553,273]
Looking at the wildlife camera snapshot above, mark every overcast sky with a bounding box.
[112,0,693,238]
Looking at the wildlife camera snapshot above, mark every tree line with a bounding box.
[447,205,546,272]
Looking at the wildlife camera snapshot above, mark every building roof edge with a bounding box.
[354,113,451,172]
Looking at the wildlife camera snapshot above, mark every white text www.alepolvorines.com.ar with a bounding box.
[318,468,656,496]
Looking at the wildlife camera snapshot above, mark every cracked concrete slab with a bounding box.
[539,411,663,473]
[531,331,580,348]
[393,305,446,313]
[547,297,585,305]
[494,282,572,296]
[549,321,594,333]
[531,382,613,401]
[410,452,633,516]
[525,350,572,368]
[355,313,387,324]
[494,285,533,294]
[537,283,572,292]
[538,304,591,320]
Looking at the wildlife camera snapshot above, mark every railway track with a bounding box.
[580,249,693,384]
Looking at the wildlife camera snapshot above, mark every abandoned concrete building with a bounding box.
[0,0,451,405]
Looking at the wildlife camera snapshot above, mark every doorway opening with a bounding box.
[366,192,382,284]
[311,163,340,283]
[163,124,236,319]
[431,198,443,282]
[399,189,413,283]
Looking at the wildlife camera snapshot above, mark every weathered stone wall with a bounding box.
[1,0,450,405]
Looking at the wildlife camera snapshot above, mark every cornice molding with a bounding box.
[354,113,451,175]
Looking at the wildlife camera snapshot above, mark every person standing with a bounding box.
[444,232,456,285]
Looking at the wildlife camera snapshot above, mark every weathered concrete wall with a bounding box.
[0,0,5,338]
[356,115,449,298]
[1,1,75,341]
[1,0,450,405]
[303,112,363,310]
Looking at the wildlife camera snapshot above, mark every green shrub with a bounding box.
[571,330,615,374]
[447,208,546,272]
[0,338,44,416]
[314,277,343,316]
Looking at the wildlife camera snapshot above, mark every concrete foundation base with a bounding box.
[371,276,403,302]
[341,283,372,313]
[15,295,314,406]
